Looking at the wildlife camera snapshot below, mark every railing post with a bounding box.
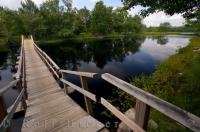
[17,79,27,110]
[22,48,28,100]
[61,72,68,94]
[135,99,150,130]
[0,96,11,132]
[80,76,93,116]
[0,96,7,123]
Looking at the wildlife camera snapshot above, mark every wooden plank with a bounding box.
[100,98,144,132]
[60,78,96,102]
[80,76,93,115]
[56,115,105,132]
[33,42,60,70]
[102,73,200,131]
[21,37,104,132]
[0,89,25,132]
[0,97,7,123]
[135,99,150,130]
[0,80,19,96]
[36,49,59,79]
[60,70,97,78]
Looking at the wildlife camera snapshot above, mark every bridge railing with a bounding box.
[32,38,60,80]
[32,37,200,132]
[0,35,27,132]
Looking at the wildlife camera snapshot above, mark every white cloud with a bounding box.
[0,0,47,9]
[128,5,143,16]
[89,0,100,2]
[0,0,21,10]
[143,12,185,27]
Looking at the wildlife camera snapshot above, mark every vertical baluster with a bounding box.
[0,96,7,123]
[135,99,150,130]
[0,96,11,132]
[22,47,28,100]
[80,76,93,116]
[61,72,68,94]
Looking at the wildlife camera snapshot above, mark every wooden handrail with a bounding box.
[60,70,97,78]
[0,35,27,132]
[0,88,25,131]
[100,98,145,132]
[60,78,96,102]
[14,47,23,79]
[36,46,60,79]
[33,42,60,71]
[0,80,19,96]
[102,73,200,131]
[28,36,200,131]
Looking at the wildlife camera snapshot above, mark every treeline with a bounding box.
[0,0,143,41]
[145,22,194,33]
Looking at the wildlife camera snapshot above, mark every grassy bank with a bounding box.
[142,31,196,36]
[132,37,200,131]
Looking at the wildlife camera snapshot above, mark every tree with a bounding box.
[158,22,171,32]
[112,8,128,33]
[62,0,72,11]
[123,15,143,34]
[122,0,200,33]
[77,7,91,32]
[91,1,113,35]
[122,0,200,18]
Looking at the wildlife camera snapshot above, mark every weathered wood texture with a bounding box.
[100,98,144,132]
[80,76,93,115]
[102,73,200,131]
[60,70,97,78]
[0,97,7,123]
[135,99,150,130]
[22,38,104,132]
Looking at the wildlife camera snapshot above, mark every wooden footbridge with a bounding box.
[0,35,200,132]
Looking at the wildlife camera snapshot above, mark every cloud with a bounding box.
[143,11,185,27]
[128,5,143,15]
[89,0,100,2]
[0,0,47,9]
[0,0,21,10]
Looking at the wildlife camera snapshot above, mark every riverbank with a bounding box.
[132,37,200,131]
[36,31,196,45]
[142,31,196,36]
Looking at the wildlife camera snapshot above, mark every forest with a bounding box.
[0,0,198,43]
[0,0,144,41]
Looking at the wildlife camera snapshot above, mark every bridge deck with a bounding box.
[21,38,104,132]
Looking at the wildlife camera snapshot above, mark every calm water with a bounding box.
[38,35,191,126]
[39,35,190,79]
[0,35,191,130]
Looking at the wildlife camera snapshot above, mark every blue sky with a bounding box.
[0,0,185,27]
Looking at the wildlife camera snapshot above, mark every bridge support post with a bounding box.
[80,76,93,116]
[17,80,27,110]
[0,97,7,123]
[61,73,69,94]
[22,48,28,100]
[0,96,10,131]
[135,99,150,130]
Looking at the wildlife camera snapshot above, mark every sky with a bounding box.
[0,0,185,27]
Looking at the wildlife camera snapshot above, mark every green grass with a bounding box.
[142,31,195,36]
[132,37,200,131]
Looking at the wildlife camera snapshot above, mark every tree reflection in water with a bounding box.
[39,36,145,70]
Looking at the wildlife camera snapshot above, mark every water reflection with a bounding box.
[39,35,190,79]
